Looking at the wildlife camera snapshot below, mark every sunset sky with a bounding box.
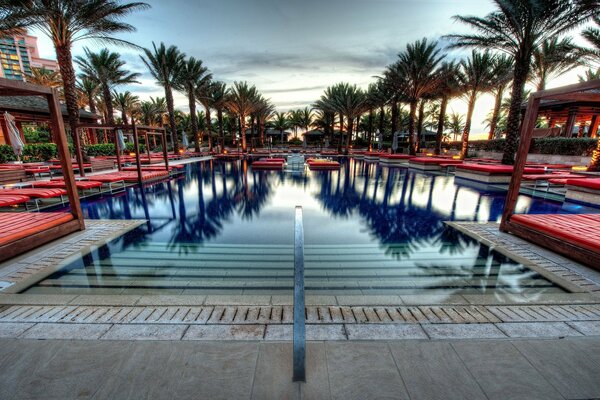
[33,0,594,137]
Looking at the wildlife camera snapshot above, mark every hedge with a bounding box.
[0,145,16,163]
[443,138,598,156]
[85,143,146,157]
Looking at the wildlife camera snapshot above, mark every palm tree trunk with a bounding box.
[461,94,477,159]
[87,95,96,115]
[488,87,504,140]
[101,85,114,125]
[367,108,374,151]
[205,107,212,151]
[55,44,84,173]
[338,113,344,153]
[589,138,600,170]
[378,106,384,136]
[121,110,128,126]
[259,122,265,147]
[217,109,224,152]
[165,85,179,154]
[391,99,398,140]
[435,96,448,155]
[408,100,417,156]
[502,56,530,165]
[416,100,425,153]
[345,116,353,154]
[188,90,200,152]
[241,115,247,152]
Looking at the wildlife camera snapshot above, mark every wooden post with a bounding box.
[500,95,540,232]
[563,108,577,137]
[144,131,151,160]
[114,127,122,172]
[46,91,85,230]
[0,117,10,146]
[589,115,599,138]
[132,122,143,185]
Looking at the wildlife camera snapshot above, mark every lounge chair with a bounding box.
[564,178,600,206]
[454,164,546,184]
[0,195,31,209]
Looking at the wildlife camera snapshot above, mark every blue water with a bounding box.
[23,159,598,295]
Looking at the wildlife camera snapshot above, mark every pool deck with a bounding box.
[1,337,599,399]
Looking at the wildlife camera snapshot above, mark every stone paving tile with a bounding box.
[183,324,265,340]
[326,342,410,399]
[452,340,564,400]
[567,320,600,336]
[0,322,34,338]
[135,294,206,306]
[265,324,346,341]
[423,323,507,339]
[496,322,582,338]
[400,294,468,305]
[204,294,271,305]
[390,341,488,400]
[101,323,187,341]
[337,295,402,306]
[513,338,600,399]
[345,324,427,340]
[0,294,78,305]
[21,322,111,340]
[252,343,330,400]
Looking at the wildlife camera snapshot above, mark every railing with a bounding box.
[293,205,306,382]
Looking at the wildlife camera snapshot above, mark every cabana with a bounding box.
[76,122,169,184]
[501,80,600,268]
[0,78,84,262]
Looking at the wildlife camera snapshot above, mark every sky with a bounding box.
[32,0,595,138]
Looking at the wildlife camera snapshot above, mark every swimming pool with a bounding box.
[24,158,596,296]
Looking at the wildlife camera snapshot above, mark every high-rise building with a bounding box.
[0,30,58,81]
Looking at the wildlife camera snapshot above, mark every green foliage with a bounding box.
[445,138,597,156]
[0,145,17,163]
[287,138,303,146]
[23,126,52,143]
[85,143,116,157]
[85,143,147,156]
[22,143,58,161]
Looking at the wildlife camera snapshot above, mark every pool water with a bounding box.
[24,158,592,296]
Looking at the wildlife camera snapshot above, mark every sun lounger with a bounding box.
[454,164,546,183]
[509,213,600,268]
[0,195,31,208]
[409,157,463,171]
[0,212,77,262]
[308,160,340,170]
[252,161,285,170]
[564,177,600,206]
[32,180,104,195]
[379,154,414,167]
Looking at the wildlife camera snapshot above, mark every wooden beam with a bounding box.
[161,127,169,170]
[0,77,54,94]
[563,108,577,137]
[532,79,600,99]
[545,93,600,103]
[589,115,599,138]
[46,91,84,230]
[132,122,143,185]
[500,95,540,232]
[114,127,122,172]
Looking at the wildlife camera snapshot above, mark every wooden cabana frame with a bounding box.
[0,78,84,261]
[500,79,600,267]
[76,122,169,184]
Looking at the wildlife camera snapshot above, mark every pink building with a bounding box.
[0,30,58,81]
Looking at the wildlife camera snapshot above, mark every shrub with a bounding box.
[85,143,147,157]
[23,126,52,143]
[288,138,303,146]
[22,143,57,161]
[0,144,17,163]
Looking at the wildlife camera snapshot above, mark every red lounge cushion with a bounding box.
[0,212,74,246]
[25,166,50,173]
[0,195,31,207]
[510,214,600,253]
[379,154,414,160]
[33,180,103,190]
[84,174,125,183]
[410,157,463,165]
[523,173,586,181]
[566,178,600,190]
[0,165,25,170]
[0,188,66,198]
[309,162,340,169]
[252,161,284,168]
[548,178,570,185]
[456,164,545,174]
[259,158,286,162]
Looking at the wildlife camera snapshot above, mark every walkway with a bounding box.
[1,337,599,399]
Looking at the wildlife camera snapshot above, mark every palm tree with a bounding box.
[271,111,290,144]
[76,77,99,114]
[583,16,600,58]
[150,96,168,127]
[530,37,585,91]
[76,48,140,125]
[141,42,186,154]
[225,81,259,152]
[112,91,139,125]
[26,67,62,89]
[0,0,148,167]
[391,38,445,155]
[447,0,598,164]
[329,84,366,153]
[254,97,275,147]
[138,101,156,126]
[579,68,600,81]
[448,112,465,142]
[175,57,211,152]
[458,50,496,159]
[488,54,514,140]
[196,80,217,151]
[431,61,463,154]
[208,82,228,151]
